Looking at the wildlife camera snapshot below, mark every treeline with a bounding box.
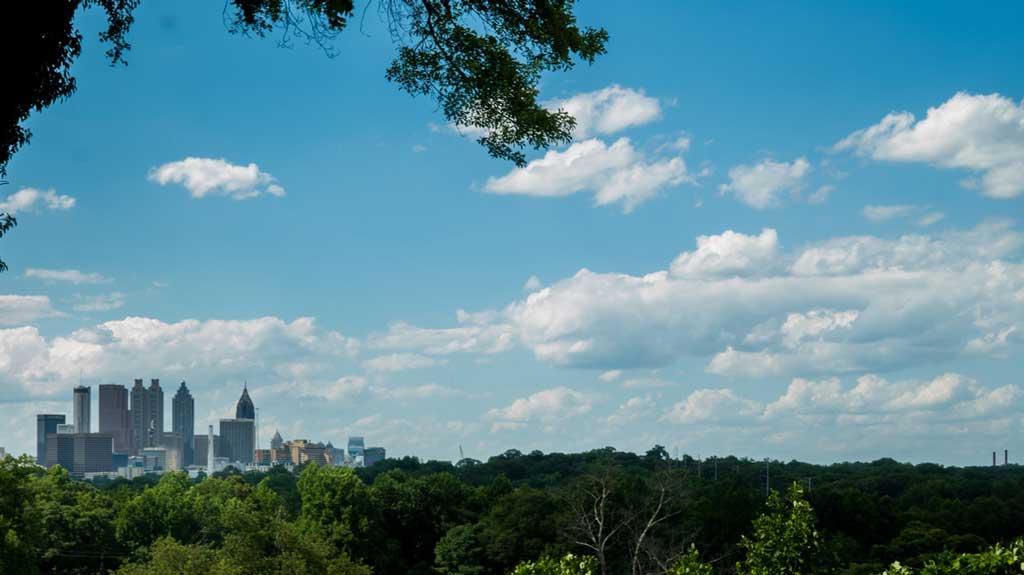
[2,446,1024,574]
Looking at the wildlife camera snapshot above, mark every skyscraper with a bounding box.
[270,429,284,449]
[36,414,66,464]
[347,436,365,460]
[172,381,195,466]
[235,384,255,420]
[73,386,91,433]
[130,378,164,452]
[99,384,131,453]
[219,419,255,464]
[129,379,148,453]
[148,379,164,446]
[364,446,386,467]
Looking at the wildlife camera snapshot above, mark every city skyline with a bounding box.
[1,0,1022,466]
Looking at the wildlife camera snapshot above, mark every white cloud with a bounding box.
[372,383,456,400]
[835,92,1024,198]
[148,157,286,200]
[72,292,126,312]
[523,275,542,292]
[863,204,916,221]
[501,221,1024,375]
[664,388,761,424]
[547,85,662,139]
[361,353,444,372]
[0,316,358,398]
[598,369,622,382]
[760,373,1017,419]
[780,309,859,348]
[25,268,111,284]
[965,326,1018,356]
[720,157,810,208]
[917,212,946,227]
[483,138,690,213]
[368,314,514,355]
[670,228,779,278]
[0,188,75,214]
[0,295,61,326]
[808,185,836,204]
[486,387,594,432]
[607,394,656,427]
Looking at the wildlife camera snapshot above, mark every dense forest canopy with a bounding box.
[3,447,1024,575]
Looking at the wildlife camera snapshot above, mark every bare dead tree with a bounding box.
[565,470,629,575]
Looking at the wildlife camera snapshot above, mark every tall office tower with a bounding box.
[73,434,114,474]
[194,433,220,466]
[364,447,386,467]
[147,379,164,446]
[219,419,255,464]
[172,381,195,466]
[73,386,91,433]
[270,430,284,450]
[129,379,148,453]
[347,436,365,460]
[235,384,255,420]
[158,432,185,471]
[99,384,131,453]
[45,433,113,474]
[36,414,66,464]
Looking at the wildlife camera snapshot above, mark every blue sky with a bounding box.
[1,0,1022,465]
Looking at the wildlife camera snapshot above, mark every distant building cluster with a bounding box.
[33,380,385,479]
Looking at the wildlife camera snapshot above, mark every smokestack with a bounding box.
[1005,449,1009,466]
[207,424,215,476]
[993,451,997,467]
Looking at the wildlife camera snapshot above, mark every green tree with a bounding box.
[2,0,607,177]
[738,483,832,575]
[0,456,42,575]
[509,553,598,575]
[667,545,713,575]
[435,523,488,575]
[297,464,380,562]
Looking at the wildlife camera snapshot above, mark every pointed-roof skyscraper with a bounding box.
[235,383,255,420]
[270,429,283,449]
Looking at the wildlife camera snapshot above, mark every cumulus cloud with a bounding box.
[367,313,514,355]
[547,85,662,139]
[523,275,543,292]
[807,185,836,204]
[835,92,1024,198]
[361,353,444,372]
[760,373,1018,419]
[0,316,358,398]
[720,157,810,208]
[483,138,690,213]
[499,221,1024,375]
[72,292,126,312]
[607,394,656,427]
[0,295,62,326]
[0,188,75,214]
[917,212,946,227]
[148,157,286,200]
[670,228,779,278]
[487,387,594,432]
[664,388,761,424]
[25,268,111,284]
[863,204,916,221]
